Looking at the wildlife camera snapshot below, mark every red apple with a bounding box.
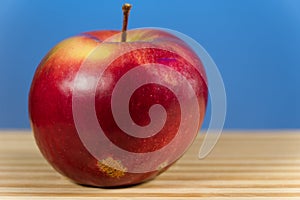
[29,5,208,187]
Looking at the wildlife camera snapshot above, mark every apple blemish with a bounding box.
[97,157,127,178]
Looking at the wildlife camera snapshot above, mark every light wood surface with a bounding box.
[1,130,300,199]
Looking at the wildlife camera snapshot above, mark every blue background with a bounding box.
[0,0,299,129]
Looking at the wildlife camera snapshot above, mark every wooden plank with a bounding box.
[0,131,300,199]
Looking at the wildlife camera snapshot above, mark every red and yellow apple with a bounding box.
[29,28,208,187]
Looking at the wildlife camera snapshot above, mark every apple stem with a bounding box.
[121,3,132,42]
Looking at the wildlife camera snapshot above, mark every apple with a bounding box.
[29,4,208,187]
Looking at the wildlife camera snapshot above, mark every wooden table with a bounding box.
[1,131,300,199]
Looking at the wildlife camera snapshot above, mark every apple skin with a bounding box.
[29,29,208,187]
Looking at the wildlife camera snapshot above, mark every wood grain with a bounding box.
[0,130,300,199]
